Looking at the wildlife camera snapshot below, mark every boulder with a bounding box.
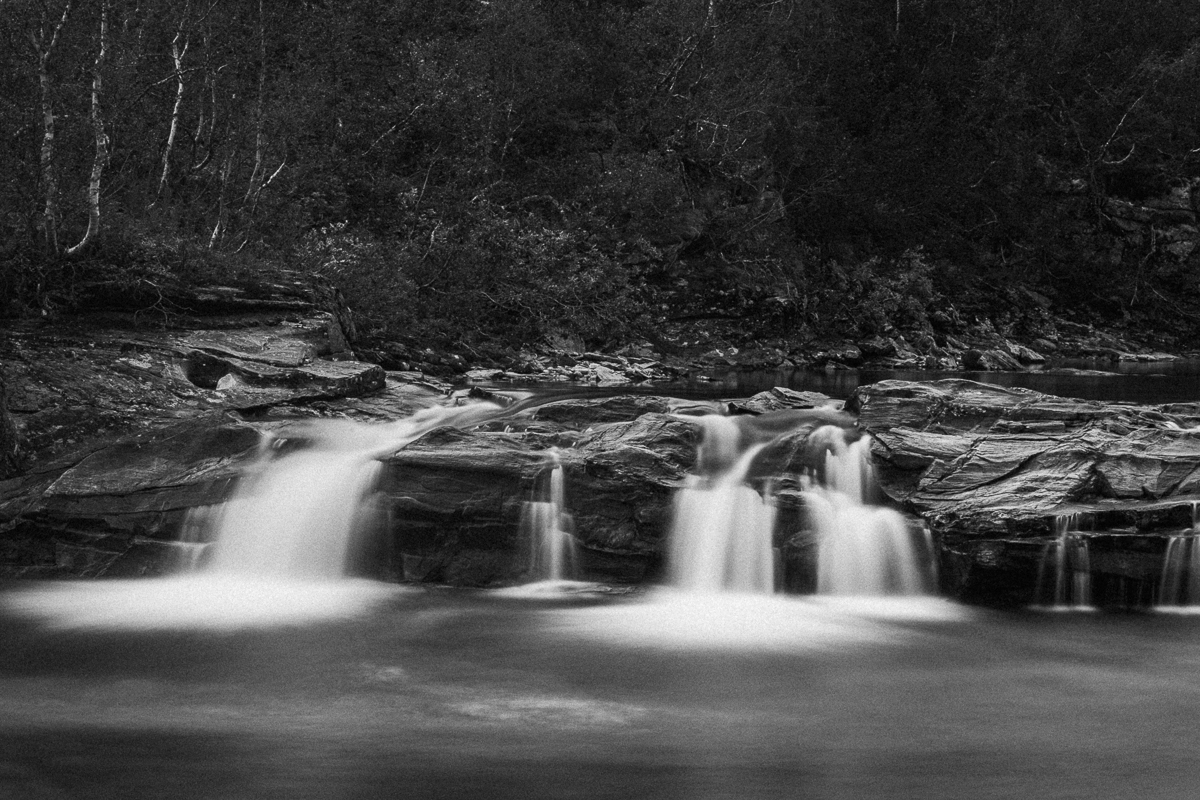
[727,387,837,415]
[961,348,1023,371]
[381,411,697,586]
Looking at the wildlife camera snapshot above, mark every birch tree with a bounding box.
[64,0,108,255]
[30,0,72,254]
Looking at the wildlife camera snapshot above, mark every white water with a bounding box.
[667,415,931,597]
[521,450,579,581]
[668,415,778,593]
[1035,513,1093,609]
[1158,503,1200,606]
[6,404,500,630]
[808,426,932,596]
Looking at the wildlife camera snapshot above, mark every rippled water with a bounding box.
[4,582,1200,799]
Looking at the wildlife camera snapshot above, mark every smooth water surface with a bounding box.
[686,360,1200,404]
[4,583,1200,799]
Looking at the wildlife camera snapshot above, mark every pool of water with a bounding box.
[493,359,1200,405]
[686,360,1200,404]
[4,581,1200,799]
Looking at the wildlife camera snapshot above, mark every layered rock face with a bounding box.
[7,307,1200,608]
[0,281,412,578]
[851,379,1200,604]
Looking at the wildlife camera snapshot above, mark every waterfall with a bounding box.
[1035,513,1092,608]
[668,415,778,594]
[194,403,501,580]
[521,450,579,581]
[807,426,932,596]
[1158,503,1200,606]
[5,404,502,631]
[667,415,931,596]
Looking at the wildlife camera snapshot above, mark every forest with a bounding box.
[3,0,1200,359]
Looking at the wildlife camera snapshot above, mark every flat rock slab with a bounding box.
[2,312,387,462]
[850,379,1200,535]
[850,379,1200,604]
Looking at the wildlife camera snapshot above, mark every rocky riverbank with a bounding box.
[3,278,1200,605]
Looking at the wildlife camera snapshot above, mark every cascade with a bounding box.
[520,450,579,581]
[667,414,933,596]
[1158,503,1200,606]
[5,404,502,631]
[668,415,778,594]
[193,405,499,580]
[806,426,933,596]
[1035,513,1093,608]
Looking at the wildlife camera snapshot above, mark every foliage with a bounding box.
[2,0,1200,348]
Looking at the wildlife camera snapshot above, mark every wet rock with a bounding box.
[727,388,837,415]
[1005,343,1047,365]
[0,417,262,579]
[961,348,1023,371]
[530,395,676,426]
[850,379,1200,604]
[382,411,696,586]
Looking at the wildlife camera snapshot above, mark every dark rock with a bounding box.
[382,412,696,586]
[530,395,676,426]
[1006,343,1047,364]
[0,366,21,479]
[1032,337,1058,353]
[811,343,863,367]
[858,336,896,358]
[961,348,1023,370]
[0,417,262,578]
[727,388,838,415]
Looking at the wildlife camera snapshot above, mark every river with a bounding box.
[4,585,1200,799]
[4,366,1200,799]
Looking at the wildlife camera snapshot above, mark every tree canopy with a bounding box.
[3,0,1199,351]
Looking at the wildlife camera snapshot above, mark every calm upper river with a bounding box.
[692,359,1200,404]
[2,583,1200,799]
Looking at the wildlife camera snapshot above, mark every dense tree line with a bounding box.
[2,0,1199,352]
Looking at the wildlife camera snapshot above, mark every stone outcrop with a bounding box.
[850,379,1200,604]
[0,417,262,577]
[0,278,429,578]
[385,412,698,585]
[9,312,1200,610]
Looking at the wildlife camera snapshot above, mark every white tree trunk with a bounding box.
[34,0,73,255]
[66,0,110,256]
[156,4,191,201]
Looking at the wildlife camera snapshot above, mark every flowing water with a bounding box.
[1159,504,1200,607]
[520,451,580,581]
[667,416,932,596]
[807,426,933,596]
[1036,513,1094,609]
[667,416,778,593]
[4,586,1200,799]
